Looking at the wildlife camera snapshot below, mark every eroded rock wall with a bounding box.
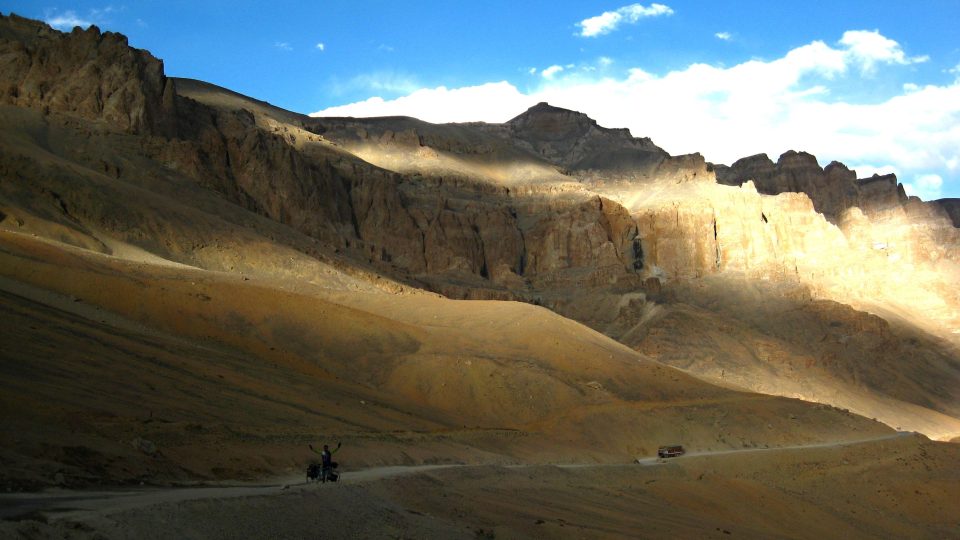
[715,150,913,222]
[0,15,645,296]
[628,182,847,282]
[0,14,171,134]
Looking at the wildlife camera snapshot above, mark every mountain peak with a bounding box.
[507,101,598,133]
[523,101,579,114]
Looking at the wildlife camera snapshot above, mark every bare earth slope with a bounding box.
[3,435,958,539]
[1,13,959,538]
[0,229,886,488]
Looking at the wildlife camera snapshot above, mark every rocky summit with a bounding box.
[1,14,958,539]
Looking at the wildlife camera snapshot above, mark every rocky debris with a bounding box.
[0,13,171,134]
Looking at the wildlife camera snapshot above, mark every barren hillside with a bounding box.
[0,15,958,538]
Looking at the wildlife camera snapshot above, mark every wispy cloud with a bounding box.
[312,30,958,201]
[316,42,326,51]
[274,42,293,51]
[541,65,565,79]
[715,31,732,41]
[44,6,117,30]
[578,3,673,38]
[903,173,944,200]
[44,10,93,30]
[342,72,421,96]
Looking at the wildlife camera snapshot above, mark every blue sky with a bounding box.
[4,1,960,200]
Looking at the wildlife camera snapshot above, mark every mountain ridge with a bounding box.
[1,14,958,501]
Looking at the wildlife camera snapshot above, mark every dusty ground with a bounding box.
[2,434,957,539]
[0,230,891,490]
[1,18,958,538]
[612,276,960,440]
[1,229,953,539]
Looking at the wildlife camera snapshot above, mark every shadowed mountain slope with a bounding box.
[0,13,958,495]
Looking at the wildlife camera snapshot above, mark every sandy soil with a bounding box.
[3,228,951,539]
[2,434,957,539]
[0,230,892,490]
[0,30,957,538]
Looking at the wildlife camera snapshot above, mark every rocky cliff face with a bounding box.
[935,198,960,227]
[712,149,959,276]
[497,102,667,172]
[714,151,915,222]
[1,14,958,439]
[0,15,647,299]
[0,13,172,134]
[2,13,954,312]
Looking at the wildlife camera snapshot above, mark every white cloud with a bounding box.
[578,3,673,37]
[849,164,898,179]
[274,42,293,51]
[312,30,959,198]
[316,42,326,51]
[44,7,117,30]
[903,174,943,200]
[541,65,565,80]
[528,67,538,75]
[343,72,421,95]
[599,56,614,67]
[839,30,928,74]
[312,82,534,123]
[715,32,732,41]
[45,10,93,30]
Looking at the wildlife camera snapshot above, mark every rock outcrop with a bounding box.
[935,198,960,227]
[1,14,958,441]
[0,13,172,134]
[497,102,667,172]
[715,151,914,222]
[0,15,647,298]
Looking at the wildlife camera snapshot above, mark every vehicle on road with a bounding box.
[657,444,685,458]
[307,462,339,483]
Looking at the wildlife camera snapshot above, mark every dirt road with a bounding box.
[0,464,460,522]
[630,431,912,465]
[0,434,910,523]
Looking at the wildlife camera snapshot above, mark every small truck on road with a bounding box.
[657,444,685,458]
